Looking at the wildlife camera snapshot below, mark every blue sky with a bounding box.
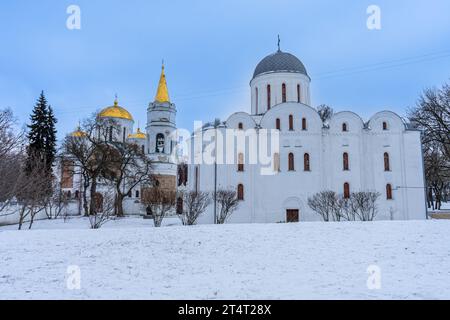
[0,0,449,138]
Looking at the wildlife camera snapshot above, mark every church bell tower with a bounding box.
[146,63,178,191]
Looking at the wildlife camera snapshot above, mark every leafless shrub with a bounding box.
[88,187,115,229]
[216,189,240,224]
[347,191,381,221]
[307,191,341,222]
[141,187,176,227]
[178,191,211,225]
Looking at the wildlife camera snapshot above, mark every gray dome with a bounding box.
[253,50,308,79]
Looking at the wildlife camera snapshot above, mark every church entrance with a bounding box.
[286,209,299,223]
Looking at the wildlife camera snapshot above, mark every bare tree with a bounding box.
[178,191,211,225]
[102,142,153,217]
[317,105,334,126]
[15,157,53,230]
[216,189,239,224]
[62,114,119,216]
[348,191,381,221]
[0,108,25,212]
[141,187,176,227]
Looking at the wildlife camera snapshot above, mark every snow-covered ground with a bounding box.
[1,217,450,300]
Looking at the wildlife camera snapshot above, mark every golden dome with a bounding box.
[71,130,86,137]
[71,123,86,137]
[99,98,134,121]
[155,64,170,103]
[128,128,146,139]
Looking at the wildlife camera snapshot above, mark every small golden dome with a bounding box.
[71,130,86,137]
[128,128,146,139]
[99,97,134,121]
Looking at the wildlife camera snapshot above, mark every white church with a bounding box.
[62,46,427,223]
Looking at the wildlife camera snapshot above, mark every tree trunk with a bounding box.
[116,193,125,217]
[89,178,98,215]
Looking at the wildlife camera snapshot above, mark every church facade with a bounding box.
[63,47,427,222]
[187,49,427,223]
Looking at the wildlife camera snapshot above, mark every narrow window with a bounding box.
[128,190,132,198]
[67,190,72,199]
[288,153,295,171]
[237,184,244,201]
[141,145,145,154]
[274,153,280,172]
[289,115,294,131]
[238,122,243,130]
[136,190,140,198]
[383,122,388,130]
[304,153,310,171]
[342,123,348,132]
[123,127,126,142]
[282,83,287,103]
[195,166,199,192]
[75,190,79,199]
[297,84,301,103]
[386,184,393,200]
[384,152,390,171]
[109,126,113,141]
[255,87,259,114]
[302,118,307,131]
[343,152,349,171]
[267,84,271,110]
[276,118,281,130]
[344,183,350,199]
[238,153,244,172]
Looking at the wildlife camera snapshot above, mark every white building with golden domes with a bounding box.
[62,65,178,215]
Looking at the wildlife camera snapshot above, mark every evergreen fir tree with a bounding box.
[25,91,57,175]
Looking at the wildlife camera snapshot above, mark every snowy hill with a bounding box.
[1,218,450,299]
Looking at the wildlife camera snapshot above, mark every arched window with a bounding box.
[267,85,271,110]
[238,153,244,172]
[75,190,79,199]
[302,118,307,131]
[383,122,388,130]
[276,118,281,130]
[237,184,244,201]
[343,152,349,171]
[297,84,301,103]
[384,152,390,171]
[342,123,348,132]
[304,153,310,171]
[289,115,294,131]
[386,184,393,200]
[67,190,72,199]
[128,190,132,198]
[273,153,280,172]
[136,190,140,198]
[255,87,259,114]
[176,197,183,214]
[344,183,350,199]
[238,122,243,130]
[282,83,287,103]
[288,153,295,171]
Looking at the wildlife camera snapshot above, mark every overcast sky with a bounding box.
[1,0,449,138]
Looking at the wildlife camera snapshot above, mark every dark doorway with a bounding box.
[286,209,299,223]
